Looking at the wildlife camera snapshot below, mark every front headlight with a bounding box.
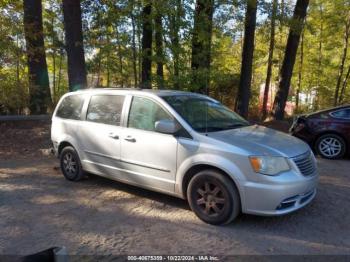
[249,156,290,176]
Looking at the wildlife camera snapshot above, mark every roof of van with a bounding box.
[70,88,204,97]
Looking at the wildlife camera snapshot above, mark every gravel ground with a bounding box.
[0,121,350,256]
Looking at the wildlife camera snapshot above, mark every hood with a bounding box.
[207,125,310,158]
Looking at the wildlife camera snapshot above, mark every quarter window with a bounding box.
[330,109,350,119]
[128,97,173,132]
[87,95,125,125]
[56,95,84,120]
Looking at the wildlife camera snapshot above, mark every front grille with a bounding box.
[292,151,317,176]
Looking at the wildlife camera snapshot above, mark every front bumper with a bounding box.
[241,172,318,216]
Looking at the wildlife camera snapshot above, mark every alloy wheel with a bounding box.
[318,137,342,158]
[63,152,77,178]
[195,181,226,217]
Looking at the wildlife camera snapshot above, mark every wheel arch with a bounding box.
[57,135,81,159]
[180,163,243,207]
[58,141,75,155]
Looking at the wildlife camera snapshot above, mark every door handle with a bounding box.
[108,133,119,139]
[124,136,136,143]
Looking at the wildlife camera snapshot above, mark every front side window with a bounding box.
[56,95,84,120]
[330,109,350,119]
[87,95,125,125]
[128,96,173,132]
[163,95,249,132]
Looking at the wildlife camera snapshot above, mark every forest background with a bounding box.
[1,0,349,120]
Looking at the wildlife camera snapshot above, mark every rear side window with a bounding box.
[87,95,125,126]
[330,109,350,119]
[56,95,84,120]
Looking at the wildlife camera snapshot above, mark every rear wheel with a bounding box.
[60,146,85,181]
[187,170,240,225]
[315,134,346,159]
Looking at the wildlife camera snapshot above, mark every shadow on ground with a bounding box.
[0,156,350,256]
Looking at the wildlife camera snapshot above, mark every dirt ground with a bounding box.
[0,120,350,256]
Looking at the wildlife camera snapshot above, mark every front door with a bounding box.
[120,96,178,193]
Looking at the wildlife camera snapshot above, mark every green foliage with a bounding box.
[292,0,350,110]
[0,0,350,115]
[0,0,29,113]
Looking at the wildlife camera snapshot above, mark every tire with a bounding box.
[187,170,240,225]
[60,146,85,181]
[315,134,346,159]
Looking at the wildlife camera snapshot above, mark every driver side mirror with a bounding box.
[155,119,180,134]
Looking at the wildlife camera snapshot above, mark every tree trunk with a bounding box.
[57,49,63,103]
[116,28,124,88]
[137,19,142,87]
[107,58,110,87]
[191,0,214,95]
[106,31,111,87]
[131,11,138,88]
[262,0,277,120]
[16,34,20,88]
[155,11,164,89]
[52,50,56,102]
[51,17,56,103]
[296,29,304,111]
[272,0,309,120]
[334,14,350,106]
[141,1,153,89]
[16,34,22,114]
[170,0,182,90]
[235,0,257,118]
[314,4,323,110]
[62,0,87,91]
[339,64,350,104]
[96,52,101,87]
[23,0,51,114]
[277,0,285,74]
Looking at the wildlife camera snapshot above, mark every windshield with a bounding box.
[163,95,250,132]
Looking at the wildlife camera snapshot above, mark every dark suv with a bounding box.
[290,105,350,159]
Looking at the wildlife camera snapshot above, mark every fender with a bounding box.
[175,153,247,203]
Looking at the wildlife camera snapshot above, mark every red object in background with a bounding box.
[259,85,296,116]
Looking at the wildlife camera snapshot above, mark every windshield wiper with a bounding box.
[222,123,248,130]
[195,122,250,133]
[196,126,226,132]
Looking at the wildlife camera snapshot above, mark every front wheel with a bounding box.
[60,146,85,181]
[187,170,240,225]
[315,134,346,159]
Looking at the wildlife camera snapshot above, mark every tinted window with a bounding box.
[56,95,84,120]
[331,109,350,119]
[87,95,125,125]
[128,97,173,131]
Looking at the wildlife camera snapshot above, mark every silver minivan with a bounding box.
[51,89,318,225]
